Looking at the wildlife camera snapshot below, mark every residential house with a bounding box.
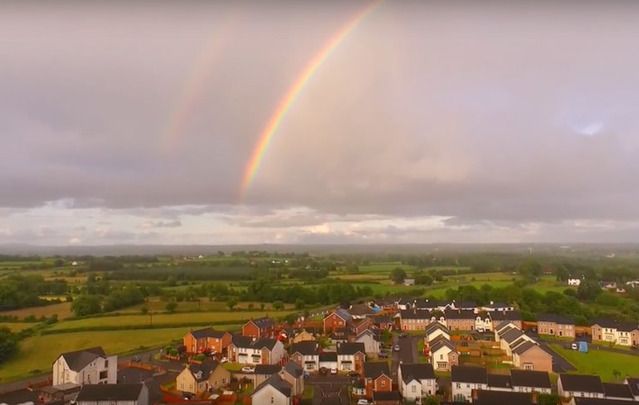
[291,329,315,344]
[176,359,230,395]
[571,398,638,405]
[403,278,416,286]
[425,322,450,343]
[398,363,437,401]
[251,374,292,405]
[349,303,378,320]
[450,301,477,311]
[318,352,337,370]
[591,319,639,347]
[38,383,81,405]
[336,342,366,373]
[397,297,415,311]
[568,278,582,286]
[489,311,522,330]
[323,308,353,334]
[75,384,148,405]
[353,318,374,336]
[372,315,394,331]
[400,309,436,331]
[511,340,552,372]
[279,362,304,397]
[428,336,458,371]
[183,328,231,354]
[481,302,515,312]
[253,365,282,387]
[364,362,393,398]
[494,321,520,342]
[355,329,380,355]
[242,317,274,339]
[451,366,488,403]
[626,377,639,401]
[52,347,117,386]
[558,374,605,399]
[602,383,634,401]
[289,341,319,372]
[537,314,575,338]
[372,391,402,405]
[472,390,533,405]
[475,312,492,333]
[445,310,477,331]
[227,336,285,365]
[510,369,552,394]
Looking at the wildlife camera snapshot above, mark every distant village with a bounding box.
[2,296,639,405]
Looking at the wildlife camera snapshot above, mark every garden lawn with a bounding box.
[550,344,639,381]
[0,326,236,382]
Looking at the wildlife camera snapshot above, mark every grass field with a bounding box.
[47,310,296,331]
[0,302,73,320]
[550,344,639,381]
[121,299,295,313]
[0,325,238,382]
[0,323,38,332]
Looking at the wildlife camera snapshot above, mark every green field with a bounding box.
[0,325,237,382]
[550,344,639,381]
[47,310,295,331]
[0,323,38,332]
[0,302,73,320]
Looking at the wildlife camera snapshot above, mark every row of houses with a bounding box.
[398,308,522,332]
[494,321,552,372]
[558,374,639,402]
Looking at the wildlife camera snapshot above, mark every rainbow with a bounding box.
[162,18,235,150]
[240,0,382,197]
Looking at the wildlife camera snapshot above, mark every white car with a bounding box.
[220,357,228,363]
[241,366,255,373]
[357,400,370,405]
[330,368,337,375]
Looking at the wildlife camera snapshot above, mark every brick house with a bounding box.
[183,328,232,354]
[399,309,438,331]
[489,311,523,331]
[352,318,373,336]
[511,341,552,372]
[323,309,353,334]
[537,314,575,338]
[242,317,274,339]
[445,310,476,331]
[363,362,393,398]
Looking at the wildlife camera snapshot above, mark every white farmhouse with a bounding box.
[52,347,117,386]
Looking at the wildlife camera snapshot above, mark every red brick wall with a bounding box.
[323,313,346,333]
[242,322,261,338]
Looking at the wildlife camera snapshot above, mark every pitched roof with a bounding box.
[487,374,512,389]
[510,370,551,389]
[627,377,639,397]
[537,313,574,324]
[231,334,253,347]
[319,352,337,362]
[363,362,390,379]
[253,374,291,398]
[400,309,432,320]
[76,384,143,402]
[451,365,487,384]
[372,391,401,401]
[490,310,522,322]
[603,383,633,399]
[189,327,227,339]
[248,317,274,329]
[560,374,604,393]
[290,342,319,356]
[425,322,449,335]
[592,319,639,331]
[349,303,376,316]
[58,347,106,372]
[444,309,476,320]
[282,361,303,378]
[330,308,353,322]
[337,342,365,355]
[254,364,281,375]
[430,337,455,353]
[252,338,278,350]
[474,390,533,405]
[573,399,638,405]
[501,328,525,344]
[189,359,220,382]
[399,363,435,384]
[512,341,537,355]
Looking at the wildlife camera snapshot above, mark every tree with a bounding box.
[390,267,407,284]
[165,301,178,313]
[0,327,18,364]
[227,298,238,311]
[295,298,305,310]
[140,305,149,314]
[273,301,284,311]
[577,279,602,301]
[71,294,102,316]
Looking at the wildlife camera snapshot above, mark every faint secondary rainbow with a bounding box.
[240,0,382,198]
[162,18,235,151]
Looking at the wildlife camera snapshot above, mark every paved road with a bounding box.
[307,375,351,405]
[539,343,576,373]
[391,334,420,378]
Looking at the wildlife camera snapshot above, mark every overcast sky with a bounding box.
[2,0,639,245]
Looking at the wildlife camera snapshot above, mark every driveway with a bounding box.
[307,375,351,405]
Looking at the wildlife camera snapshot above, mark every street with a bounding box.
[307,375,351,405]
[391,334,420,377]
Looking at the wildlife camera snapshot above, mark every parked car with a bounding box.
[571,343,578,350]
[330,368,337,375]
[357,400,370,405]
[220,357,228,363]
[393,345,400,352]
[241,366,255,373]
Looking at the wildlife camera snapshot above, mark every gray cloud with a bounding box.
[1,1,639,244]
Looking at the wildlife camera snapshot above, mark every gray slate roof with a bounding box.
[76,384,143,402]
[59,347,106,372]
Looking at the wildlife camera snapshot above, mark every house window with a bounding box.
[104,360,109,368]
[412,385,416,393]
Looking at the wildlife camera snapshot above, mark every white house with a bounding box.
[75,384,148,405]
[568,278,582,286]
[289,342,319,372]
[425,322,450,343]
[251,374,292,405]
[319,352,337,370]
[451,366,487,403]
[558,374,605,399]
[229,338,285,365]
[52,347,117,386]
[429,337,458,371]
[510,370,552,394]
[398,363,437,402]
[336,342,365,372]
[403,278,416,286]
[355,330,380,355]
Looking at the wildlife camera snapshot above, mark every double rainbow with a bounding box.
[240,0,382,198]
